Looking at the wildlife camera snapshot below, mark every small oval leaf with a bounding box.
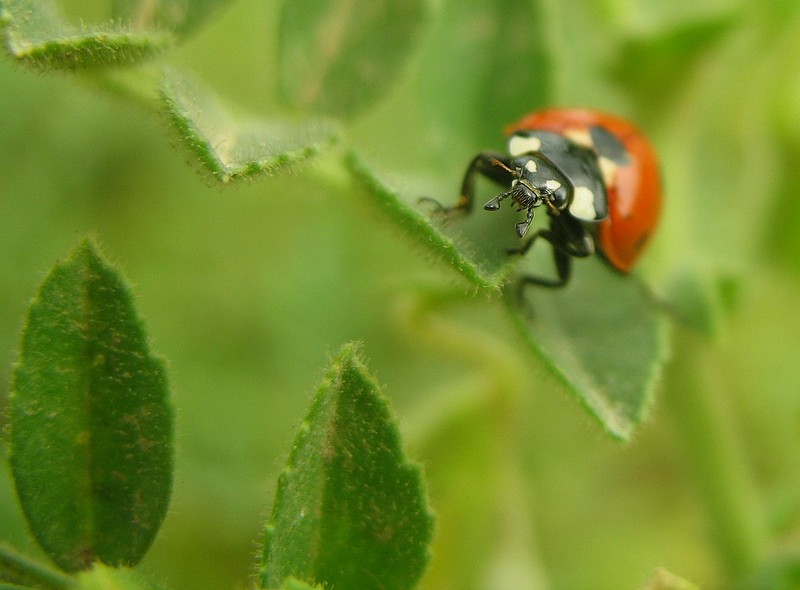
[507,258,670,440]
[9,239,174,572]
[260,343,434,590]
[279,0,425,118]
[160,71,339,184]
[417,0,551,149]
[1,0,174,69]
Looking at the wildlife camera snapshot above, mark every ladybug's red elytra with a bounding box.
[445,108,661,288]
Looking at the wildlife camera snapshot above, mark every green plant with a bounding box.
[2,0,800,589]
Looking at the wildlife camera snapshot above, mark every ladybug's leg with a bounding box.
[512,229,574,288]
[457,152,516,212]
[420,152,514,213]
[513,218,594,289]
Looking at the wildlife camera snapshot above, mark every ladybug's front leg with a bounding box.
[456,152,516,212]
[420,152,514,214]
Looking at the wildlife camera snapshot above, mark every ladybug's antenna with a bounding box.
[490,158,517,176]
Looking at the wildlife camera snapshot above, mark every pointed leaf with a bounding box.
[112,0,235,39]
[278,0,425,118]
[160,71,339,184]
[507,258,670,440]
[1,0,174,69]
[346,151,515,291]
[261,343,434,590]
[8,239,174,572]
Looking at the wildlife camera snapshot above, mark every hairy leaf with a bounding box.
[508,258,670,440]
[347,151,515,291]
[9,239,173,571]
[0,0,173,69]
[160,71,339,183]
[261,343,434,590]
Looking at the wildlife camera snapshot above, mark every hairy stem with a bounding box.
[0,543,77,590]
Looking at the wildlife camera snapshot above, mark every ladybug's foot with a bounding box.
[512,206,536,238]
[483,194,504,211]
[417,196,468,216]
[417,196,446,213]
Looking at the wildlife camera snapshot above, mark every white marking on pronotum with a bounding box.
[569,186,597,220]
[524,160,538,173]
[508,134,542,156]
[544,179,562,191]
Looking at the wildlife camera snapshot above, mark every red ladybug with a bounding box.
[449,108,661,287]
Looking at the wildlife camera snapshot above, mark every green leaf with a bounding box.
[508,258,670,440]
[278,0,425,118]
[260,343,434,590]
[417,0,551,149]
[160,70,340,184]
[112,0,234,38]
[0,0,174,69]
[346,151,515,292]
[8,239,174,572]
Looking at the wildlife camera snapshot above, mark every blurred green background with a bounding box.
[3,0,800,589]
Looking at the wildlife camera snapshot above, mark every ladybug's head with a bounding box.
[483,155,570,238]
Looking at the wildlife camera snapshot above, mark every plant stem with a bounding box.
[400,290,551,589]
[666,328,767,580]
[0,544,76,590]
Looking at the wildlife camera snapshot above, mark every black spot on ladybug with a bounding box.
[590,125,631,165]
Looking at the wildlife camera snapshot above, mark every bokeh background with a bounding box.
[3,0,800,589]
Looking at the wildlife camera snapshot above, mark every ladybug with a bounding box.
[446,108,661,288]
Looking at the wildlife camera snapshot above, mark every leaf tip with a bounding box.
[261,341,433,590]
